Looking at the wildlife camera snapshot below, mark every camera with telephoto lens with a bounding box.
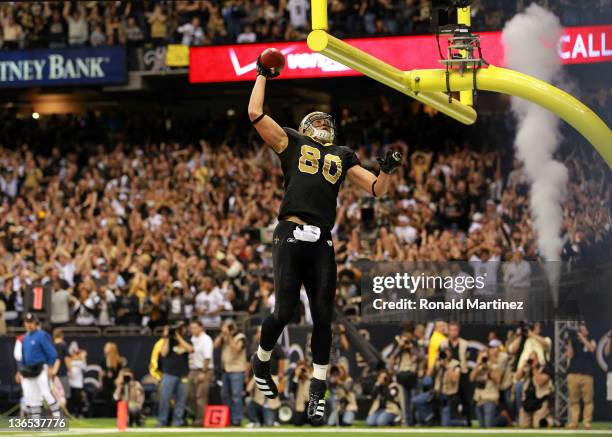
[227,322,236,334]
[168,321,185,338]
[124,374,132,383]
[481,356,488,364]
[565,326,579,340]
[518,321,532,337]
[438,350,448,360]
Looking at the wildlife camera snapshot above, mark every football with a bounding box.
[260,48,285,72]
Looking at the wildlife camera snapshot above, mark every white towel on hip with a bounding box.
[293,225,321,242]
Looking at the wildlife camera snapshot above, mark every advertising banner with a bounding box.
[0,46,126,88]
[190,25,612,83]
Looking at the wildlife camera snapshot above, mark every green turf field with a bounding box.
[1,418,610,437]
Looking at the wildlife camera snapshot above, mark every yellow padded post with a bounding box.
[311,0,328,31]
[457,6,471,24]
[457,6,473,106]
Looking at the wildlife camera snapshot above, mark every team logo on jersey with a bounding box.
[327,240,332,246]
[274,237,280,245]
[287,237,297,243]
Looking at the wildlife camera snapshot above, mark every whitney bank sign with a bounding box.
[0,46,126,88]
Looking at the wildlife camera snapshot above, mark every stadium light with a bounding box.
[307,0,612,166]
[32,112,40,120]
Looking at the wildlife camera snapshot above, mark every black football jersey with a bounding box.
[277,127,360,229]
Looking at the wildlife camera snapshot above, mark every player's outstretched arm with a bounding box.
[347,150,402,197]
[248,68,288,154]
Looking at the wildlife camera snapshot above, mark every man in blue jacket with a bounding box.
[15,312,61,419]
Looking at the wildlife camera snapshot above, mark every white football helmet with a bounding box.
[298,112,335,146]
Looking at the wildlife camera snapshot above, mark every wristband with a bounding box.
[252,113,266,125]
[371,179,377,197]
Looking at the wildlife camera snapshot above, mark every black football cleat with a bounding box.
[251,354,278,399]
[307,378,327,422]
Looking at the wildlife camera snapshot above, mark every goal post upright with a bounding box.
[456,5,474,107]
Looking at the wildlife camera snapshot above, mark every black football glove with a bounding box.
[377,150,402,174]
[256,55,280,79]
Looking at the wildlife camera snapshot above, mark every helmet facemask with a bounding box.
[299,112,336,146]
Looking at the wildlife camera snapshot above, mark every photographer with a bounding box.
[391,322,421,425]
[327,361,357,426]
[290,360,312,426]
[500,330,518,421]
[470,340,505,427]
[566,323,596,430]
[366,370,401,426]
[509,322,551,415]
[516,352,554,428]
[439,322,470,426]
[433,349,463,427]
[157,321,193,427]
[113,368,144,427]
[214,319,247,427]
[412,375,435,425]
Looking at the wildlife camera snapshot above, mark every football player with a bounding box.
[247,56,402,422]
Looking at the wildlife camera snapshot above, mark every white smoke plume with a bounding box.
[502,4,569,261]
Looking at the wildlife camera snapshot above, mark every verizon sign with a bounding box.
[190,25,611,83]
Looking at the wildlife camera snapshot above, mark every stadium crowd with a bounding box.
[0,0,610,50]
[2,88,611,428]
[0,93,610,329]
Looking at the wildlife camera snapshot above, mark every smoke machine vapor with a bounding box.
[502,4,569,261]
